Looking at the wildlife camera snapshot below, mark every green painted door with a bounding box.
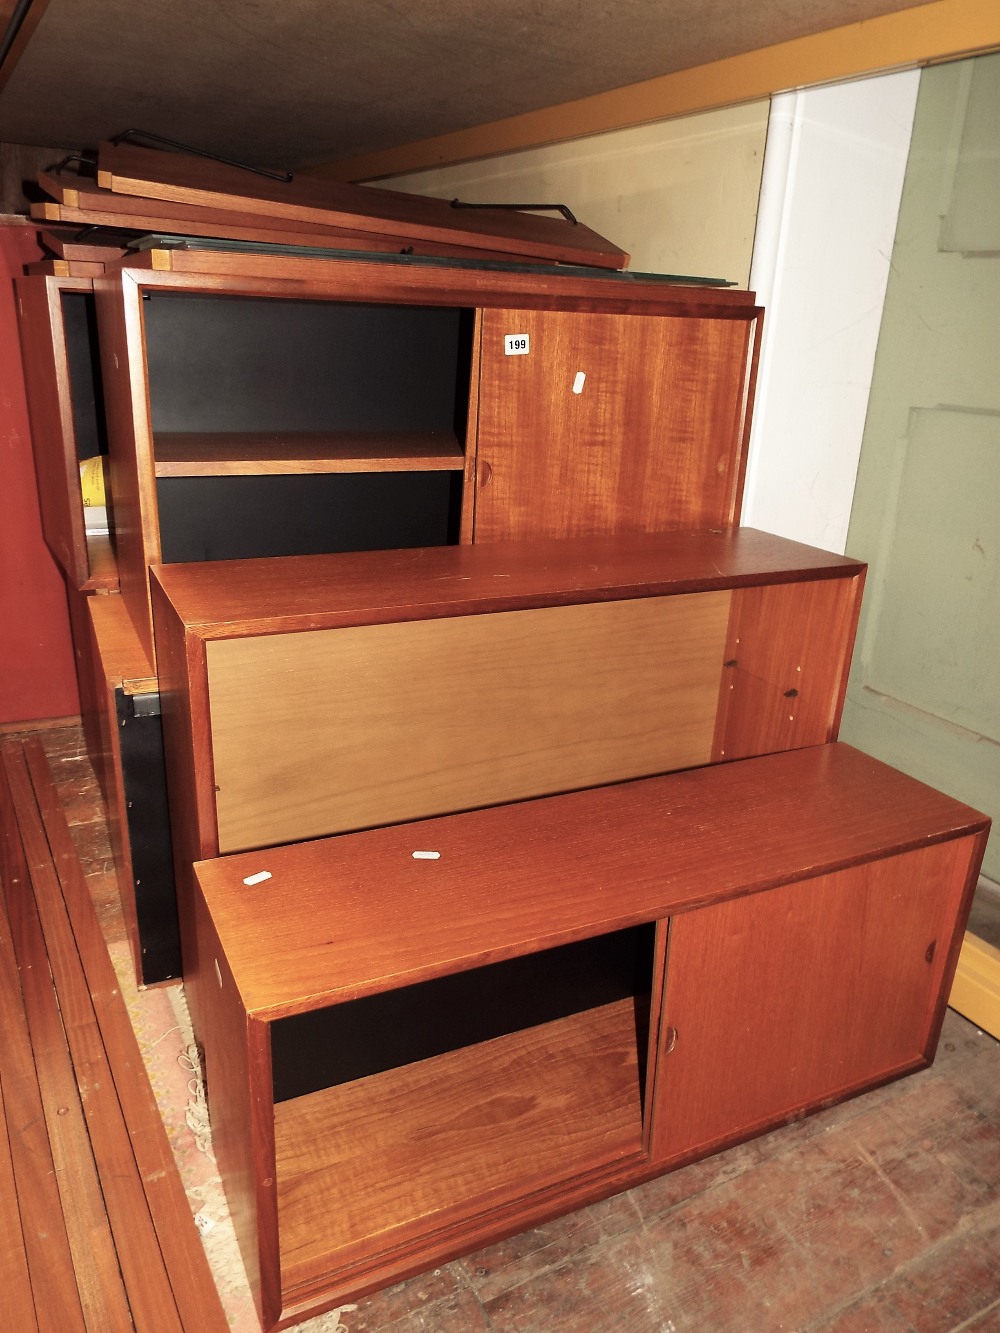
[841,53,1000,887]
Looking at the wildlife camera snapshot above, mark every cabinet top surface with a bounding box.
[151,529,865,640]
[193,743,988,1019]
[109,247,760,314]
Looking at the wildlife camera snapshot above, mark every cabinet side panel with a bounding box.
[17,276,91,587]
[95,271,161,661]
[190,887,279,1327]
[207,591,731,853]
[713,573,863,761]
[459,310,482,545]
[474,308,754,541]
[726,308,763,527]
[150,575,218,1012]
[651,837,973,1165]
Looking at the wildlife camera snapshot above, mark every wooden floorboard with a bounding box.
[22,735,231,1333]
[0,1072,38,1331]
[0,737,228,1333]
[0,759,87,1333]
[1,809,133,1333]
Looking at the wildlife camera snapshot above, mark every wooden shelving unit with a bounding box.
[150,530,866,862]
[16,226,992,1333]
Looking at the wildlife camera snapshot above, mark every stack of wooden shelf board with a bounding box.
[29,137,635,273]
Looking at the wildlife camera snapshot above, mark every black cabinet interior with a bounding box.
[156,471,462,562]
[143,294,472,438]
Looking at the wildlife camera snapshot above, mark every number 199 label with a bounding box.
[504,334,530,356]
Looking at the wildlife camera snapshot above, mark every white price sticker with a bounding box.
[504,334,530,356]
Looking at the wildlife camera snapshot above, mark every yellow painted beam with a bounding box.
[949,931,1000,1040]
[312,0,1000,182]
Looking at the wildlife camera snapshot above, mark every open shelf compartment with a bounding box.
[141,291,476,563]
[275,997,645,1297]
[270,924,654,1301]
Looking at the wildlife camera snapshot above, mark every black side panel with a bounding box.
[156,471,461,563]
[115,690,181,983]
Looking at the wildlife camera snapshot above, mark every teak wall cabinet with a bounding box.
[184,743,986,1328]
[92,249,761,661]
[19,249,761,982]
[149,528,865,859]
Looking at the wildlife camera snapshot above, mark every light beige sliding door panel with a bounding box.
[207,591,730,852]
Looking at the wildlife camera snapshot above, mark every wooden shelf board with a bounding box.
[83,532,119,590]
[275,998,644,1294]
[151,528,864,638]
[152,431,465,477]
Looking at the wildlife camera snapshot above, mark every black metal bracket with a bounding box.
[45,152,97,175]
[109,129,293,184]
[451,198,578,225]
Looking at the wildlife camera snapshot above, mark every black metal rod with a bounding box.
[451,198,578,225]
[45,153,96,175]
[0,0,33,69]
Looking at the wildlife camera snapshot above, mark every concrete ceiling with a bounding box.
[0,0,934,171]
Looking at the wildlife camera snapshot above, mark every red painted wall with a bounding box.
[0,222,79,724]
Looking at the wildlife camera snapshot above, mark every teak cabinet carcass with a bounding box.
[147,530,988,1329]
[181,736,984,1328]
[17,273,116,592]
[93,248,761,661]
[18,249,762,984]
[17,239,992,1333]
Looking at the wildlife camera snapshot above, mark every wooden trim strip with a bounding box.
[0,714,82,735]
[314,0,1000,181]
[949,930,1000,1039]
[95,139,630,270]
[31,180,565,265]
[19,737,231,1333]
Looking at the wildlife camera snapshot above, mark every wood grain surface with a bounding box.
[652,838,972,1164]
[474,307,755,539]
[152,429,465,476]
[96,141,630,269]
[194,743,989,1018]
[275,999,643,1294]
[206,590,729,852]
[150,527,863,639]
